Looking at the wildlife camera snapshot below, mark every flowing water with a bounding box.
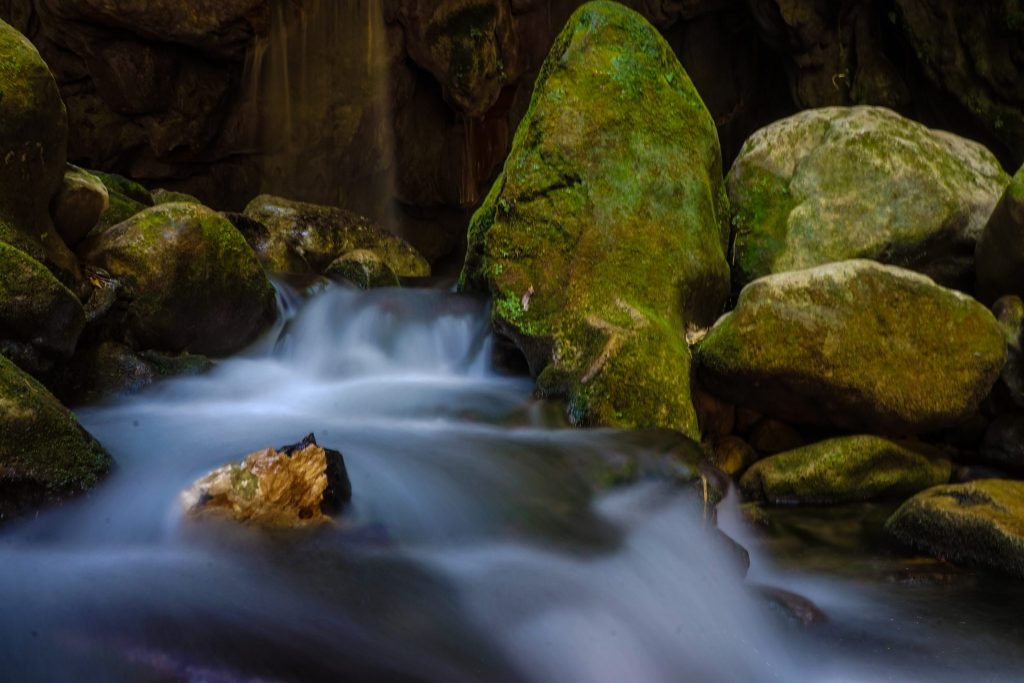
[1,285,1023,682]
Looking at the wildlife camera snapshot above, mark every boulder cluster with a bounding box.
[0,18,427,521]
[460,2,1024,578]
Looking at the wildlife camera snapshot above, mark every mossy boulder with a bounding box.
[62,342,210,405]
[92,171,154,207]
[51,164,108,247]
[82,203,277,356]
[728,106,1008,290]
[976,166,1024,302]
[152,188,202,206]
[0,354,112,521]
[740,435,951,504]
[0,19,78,281]
[324,249,400,289]
[886,479,1024,578]
[696,260,1006,434]
[0,240,84,358]
[242,195,430,277]
[458,1,731,438]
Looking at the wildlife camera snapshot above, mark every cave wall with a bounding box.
[3,0,1022,262]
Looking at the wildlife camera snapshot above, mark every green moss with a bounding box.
[91,170,153,206]
[740,435,951,504]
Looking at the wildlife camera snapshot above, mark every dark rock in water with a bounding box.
[886,479,1024,579]
[977,168,1024,303]
[0,19,79,284]
[754,585,828,627]
[51,164,108,248]
[696,260,1007,434]
[182,433,351,528]
[748,419,804,455]
[278,433,352,515]
[740,435,951,505]
[325,249,401,290]
[242,195,430,277]
[0,354,112,521]
[459,1,730,439]
[81,202,277,356]
[0,241,85,359]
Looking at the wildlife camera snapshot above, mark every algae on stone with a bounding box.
[886,479,1024,578]
[82,202,277,356]
[696,260,1006,434]
[728,106,1008,290]
[459,1,730,438]
[0,354,112,520]
[741,435,951,504]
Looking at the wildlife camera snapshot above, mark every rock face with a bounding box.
[696,260,1006,434]
[459,1,731,438]
[82,202,277,356]
[728,106,1008,289]
[976,166,1024,302]
[740,435,951,504]
[0,241,85,358]
[51,164,108,247]
[242,195,430,277]
[0,19,78,281]
[886,479,1024,579]
[0,354,112,520]
[325,249,400,289]
[182,434,352,529]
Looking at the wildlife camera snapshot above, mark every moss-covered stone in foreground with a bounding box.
[741,435,951,504]
[82,202,277,356]
[0,240,84,357]
[0,354,112,521]
[696,260,1006,434]
[886,479,1024,578]
[459,1,730,438]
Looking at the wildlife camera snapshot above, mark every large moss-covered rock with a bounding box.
[0,354,112,520]
[459,1,731,438]
[242,195,430,277]
[728,106,1008,289]
[0,241,84,357]
[740,435,951,504]
[696,260,1006,434]
[886,479,1024,578]
[976,166,1024,302]
[0,19,78,281]
[82,202,276,355]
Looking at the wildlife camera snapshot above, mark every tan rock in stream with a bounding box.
[182,434,351,528]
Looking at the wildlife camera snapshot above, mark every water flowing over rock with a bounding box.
[460,1,730,438]
[0,354,112,521]
[242,195,430,278]
[82,202,277,356]
[696,260,1006,434]
[0,19,78,283]
[976,166,1024,302]
[728,106,1008,290]
[182,434,352,529]
[740,435,952,504]
[886,479,1024,579]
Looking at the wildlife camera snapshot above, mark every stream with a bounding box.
[1,284,1022,682]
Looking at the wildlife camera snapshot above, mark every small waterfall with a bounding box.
[241,0,397,228]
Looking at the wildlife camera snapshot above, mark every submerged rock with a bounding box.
[740,435,951,504]
[0,240,84,358]
[0,19,78,282]
[325,249,400,289]
[242,195,430,277]
[886,479,1024,578]
[51,164,108,248]
[82,202,277,356]
[728,106,1008,289]
[696,260,1006,434]
[459,1,731,438]
[976,166,1024,302]
[182,434,352,529]
[0,354,112,521]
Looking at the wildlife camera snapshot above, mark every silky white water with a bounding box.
[0,285,1021,682]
